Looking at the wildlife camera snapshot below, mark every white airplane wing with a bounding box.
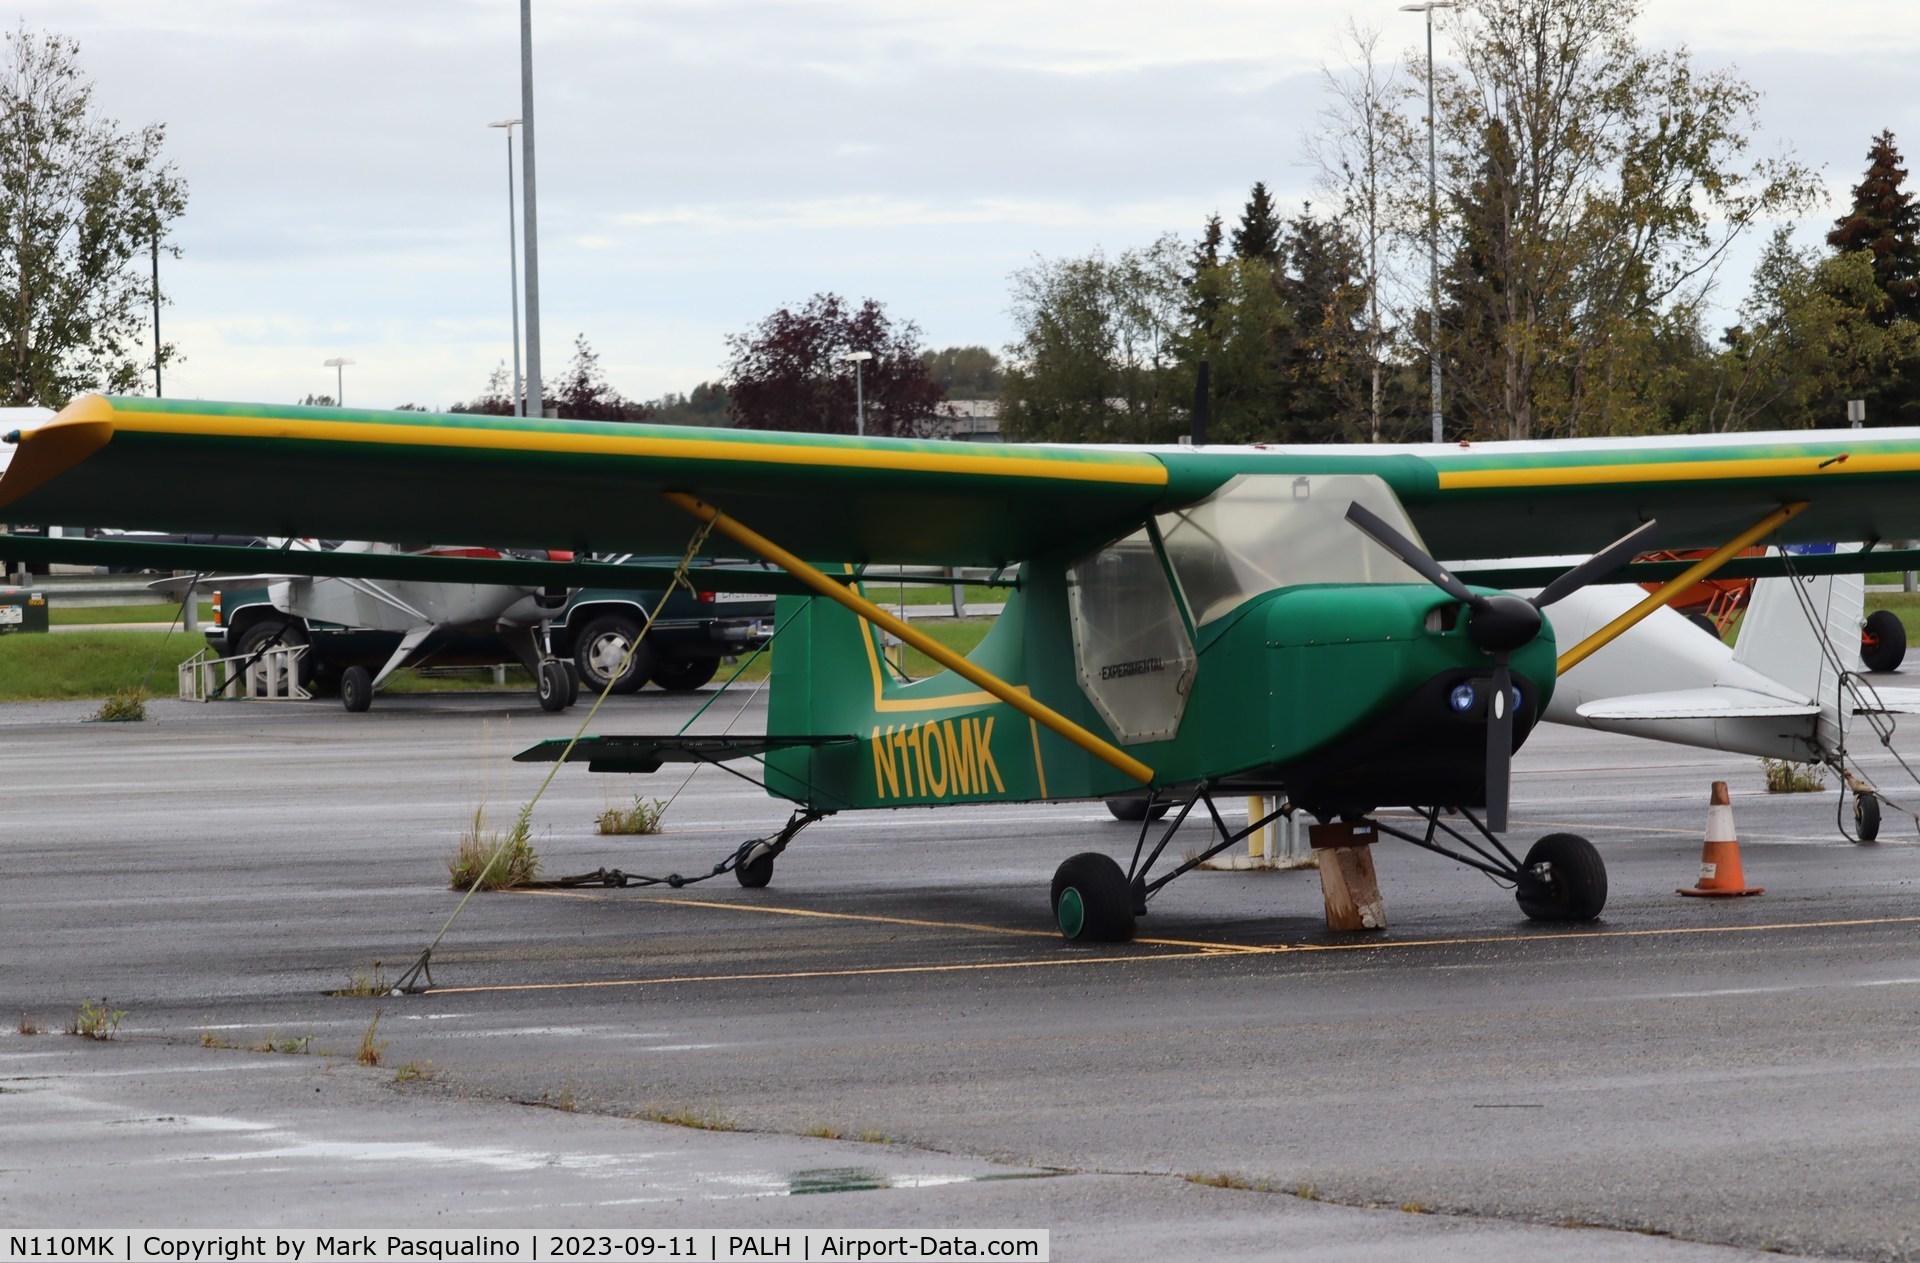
[1850,687,1920,716]
[147,572,301,597]
[1576,688,1821,721]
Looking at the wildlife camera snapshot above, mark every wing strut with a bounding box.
[1555,502,1808,676]
[664,491,1155,786]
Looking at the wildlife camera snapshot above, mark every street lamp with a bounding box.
[489,118,524,417]
[841,350,874,436]
[1401,0,1454,444]
[323,356,355,407]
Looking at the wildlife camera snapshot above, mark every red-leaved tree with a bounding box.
[724,294,944,436]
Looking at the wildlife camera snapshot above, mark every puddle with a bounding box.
[785,1167,1064,1196]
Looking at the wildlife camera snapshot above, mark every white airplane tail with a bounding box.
[1731,557,1862,750]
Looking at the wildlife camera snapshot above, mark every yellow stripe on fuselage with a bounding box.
[94,405,1171,488]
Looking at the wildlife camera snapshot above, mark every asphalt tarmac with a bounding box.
[6,688,1920,1260]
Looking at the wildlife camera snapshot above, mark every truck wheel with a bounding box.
[650,656,719,692]
[573,614,652,695]
[235,618,314,687]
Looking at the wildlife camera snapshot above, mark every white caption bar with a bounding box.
[3,1232,1048,1263]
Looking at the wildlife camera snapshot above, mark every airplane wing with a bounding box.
[1576,689,1821,720]
[12,397,1920,567]
[515,734,859,774]
[1850,687,1920,716]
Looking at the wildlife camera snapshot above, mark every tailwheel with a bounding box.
[1515,832,1607,922]
[1050,852,1136,943]
[735,841,775,888]
[1855,791,1882,843]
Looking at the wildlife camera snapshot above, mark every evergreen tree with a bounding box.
[1183,214,1226,332]
[1230,183,1281,265]
[1273,208,1371,442]
[1828,130,1920,325]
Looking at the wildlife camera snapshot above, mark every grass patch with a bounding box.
[91,687,148,722]
[333,962,392,998]
[597,796,666,835]
[49,601,214,626]
[16,1012,39,1036]
[250,1032,314,1055]
[0,630,202,700]
[448,806,540,889]
[1184,1172,1267,1192]
[67,998,124,1040]
[1761,758,1827,793]
[356,1014,386,1067]
[200,1029,240,1049]
[634,1105,736,1132]
[393,1060,435,1083]
[803,1124,844,1140]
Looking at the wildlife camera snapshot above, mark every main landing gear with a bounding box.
[1049,790,1608,943]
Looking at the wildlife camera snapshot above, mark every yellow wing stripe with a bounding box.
[1435,452,1920,490]
[89,404,1171,488]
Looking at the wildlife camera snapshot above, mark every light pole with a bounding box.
[842,350,874,436]
[1401,0,1453,444]
[519,0,545,419]
[323,356,355,407]
[489,118,524,416]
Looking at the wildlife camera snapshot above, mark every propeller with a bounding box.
[1345,504,1658,832]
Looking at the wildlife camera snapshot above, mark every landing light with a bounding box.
[1449,683,1476,714]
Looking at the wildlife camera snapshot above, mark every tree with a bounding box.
[0,26,187,406]
[920,346,1004,400]
[1230,183,1282,265]
[554,333,647,421]
[1001,236,1188,443]
[1416,0,1816,440]
[724,294,943,436]
[450,363,518,416]
[1828,131,1920,325]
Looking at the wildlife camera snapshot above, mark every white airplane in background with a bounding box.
[154,540,577,713]
[1537,557,1920,840]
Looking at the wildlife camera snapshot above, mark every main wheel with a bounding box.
[1050,852,1136,942]
[235,618,314,688]
[1862,610,1907,673]
[536,659,568,712]
[1105,797,1172,822]
[1855,790,1882,843]
[736,843,775,888]
[649,655,720,692]
[1515,832,1607,922]
[340,664,373,713]
[573,614,651,694]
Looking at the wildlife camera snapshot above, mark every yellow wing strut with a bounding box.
[1555,502,1809,676]
[665,492,1155,786]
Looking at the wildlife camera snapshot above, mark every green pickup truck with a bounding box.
[209,582,776,694]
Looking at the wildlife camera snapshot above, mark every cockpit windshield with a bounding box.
[1156,473,1429,626]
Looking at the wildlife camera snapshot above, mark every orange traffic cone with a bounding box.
[1678,781,1763,897]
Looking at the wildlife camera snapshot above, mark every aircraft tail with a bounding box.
[1730,550,1862,753]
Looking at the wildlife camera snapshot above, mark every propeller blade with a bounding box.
[1345,502,1479,606]
[1531,519,1659,609]
[1484,657,1513,834]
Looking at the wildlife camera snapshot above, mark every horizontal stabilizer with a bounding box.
[1851,687,1920,716]
[514,733,858,774]
[1576,688,1820,721]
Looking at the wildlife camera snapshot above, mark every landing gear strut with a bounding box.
[1370,808,1607,923]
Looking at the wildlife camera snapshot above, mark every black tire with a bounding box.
[1516,832,1607,922]
[235,618,314,688]
[650,655,720,692]
[560,660,580,707]
[1863,609,1907,673]
[340,664,373,714]
[536,660,568,712]
[1855,791,1882,844]
[1050,852,1136,943]
[573,614,651,695]
[1104,797,1172,822]
[1686,611,1721,639]
[736,844,774,888]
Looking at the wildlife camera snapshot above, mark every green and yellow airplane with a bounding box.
[9,394,1920,941]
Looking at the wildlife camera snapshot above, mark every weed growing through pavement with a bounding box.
[393,1061,435,1083]
[334,963,391,997]
[803,1124,844,1140]
[448,804,540,889]
[16,1012,39,1036]
[356,1013,386,1067]
[91,688,147,722]
[250,1033,314,1055]
[596,796,666,835]
[68,998,124,1040]
[635,1105,736,1132]
[1761,758,1827,793]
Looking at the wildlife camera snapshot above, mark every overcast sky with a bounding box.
[18,0,1920,413]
